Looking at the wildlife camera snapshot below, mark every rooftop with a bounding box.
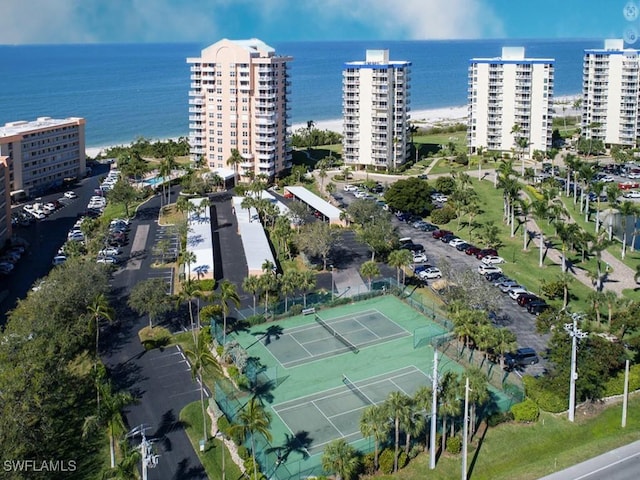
[0,117,85,138]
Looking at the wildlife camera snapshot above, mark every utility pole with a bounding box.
[430,349,438,470]
[564,313,588,422]
[127,425,159,480]
[462,377,470,480]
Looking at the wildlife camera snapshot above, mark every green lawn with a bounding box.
[368,394,640,480]
[180,401,244,480]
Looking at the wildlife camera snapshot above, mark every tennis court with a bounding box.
[272,366,430,455]
[264,309,410,368]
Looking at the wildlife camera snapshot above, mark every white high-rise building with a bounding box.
[468,47,554,156]
[187,39,292,182]
[342,50,411,170]
[582,39,640,146]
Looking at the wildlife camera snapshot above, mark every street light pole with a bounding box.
[330,265,334,301]
[564,313,588,422]
[462,377,470,480]
[430,349,438,470]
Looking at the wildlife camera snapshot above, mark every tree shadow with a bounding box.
[153,409,189,453]
[248,324,284,348]
[266,431,313,464]
[171,458,207,480]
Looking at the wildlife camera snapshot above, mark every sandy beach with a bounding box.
[86,94,581,158]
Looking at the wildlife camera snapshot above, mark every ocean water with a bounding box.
[0,39,602,148]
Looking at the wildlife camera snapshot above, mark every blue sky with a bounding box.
[0,0,634,44]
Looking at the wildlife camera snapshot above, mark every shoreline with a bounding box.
[86,93,581,158]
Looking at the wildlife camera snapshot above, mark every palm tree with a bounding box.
[591,181,605,232]
[83,381,135,469]
[413,385,433,451]
[359,405,390,471]
[226,148,243,184]
[242,275,261,315]
[360,260,380,291]
[184,331,221,444]
[298,270,317,308]
[400,398,424,455]
[618,201,637,259]
[466,367,489,440]
[180,250,197,283]
[87,293,114,365]
[176,195,191,218]
[318,166,328,193]
[493,328,517,370]
[259,271,278,314]
[102,438,142,480]
[217,280,240,345]
[439,371,462,453]
[229,397,273,480]
[387,249,413,286]
[176,280,202,341]
[279,271,299,313]
[321,439,360,480]
[384,391,412,472]
[589,230,612,291]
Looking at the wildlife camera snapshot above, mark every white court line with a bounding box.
[311,400,345,437]
[287,332,315,358]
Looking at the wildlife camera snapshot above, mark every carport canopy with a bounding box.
[284,186,344,225]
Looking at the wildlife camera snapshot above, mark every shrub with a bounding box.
[361,452,376,475]
[289,304,304,316]
[523,376,567,413]
[378,449,395,474]
[216,345,224,356]
[398,451,408,469]
[247,314,267,326]
[511,398,540,423]
[237,445,250,461]
[138,325,172,350]
[227,365,239,380]
[604,363,640,396]
[194,278,216,291]
[408,444,423,459]
[243,457,266,480]
[446,436,462,455]
[217,416,230,434]
[430,204,456,225]
[487,410,514,427]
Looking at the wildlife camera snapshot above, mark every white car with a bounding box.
[52,255,67,266]
[68,232,85,242]
[419,267,442,279]
[344,184,358,192]
[478,264,503,275]
[354,191,367,198]
[96,255,118,264]
[508,288,529,300]
[412,252,428,263]
[31,211,46,220]
[43,203,56,214]
[64,191,77,199]
[23,204,35,213]
[99,247,122,257]
[627,173,640,179]
[624,190,640,198]
[449,238,467,248]
[481,255,506,265]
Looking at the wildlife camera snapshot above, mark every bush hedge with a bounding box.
[523,376,566,413]
[446,436,462,454]
[430,204,457,225]
[378,449,408,474]
[511,398,540,423]
[604,363,640,396]
[138,325,172,350]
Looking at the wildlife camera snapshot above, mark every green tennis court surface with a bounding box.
[264,309,410,368]
[272,366,430,455]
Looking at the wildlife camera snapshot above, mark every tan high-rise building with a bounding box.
[582,39,640,146]
[0,156,11,247]
[342,50,412,170]
[0,116,86,197]
[468,47,554,156]
[187,39,292,181]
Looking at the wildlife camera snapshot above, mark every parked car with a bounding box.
[99,247,123,257]
[449,238,468,248]
[64,191,77,199]
[504,347,539,370]
[507,287,529,300]
[401,243,425,253]
[344,184,358,192]
[478,264,502,275]
[481,255,506,265]
[517,294,539,307]
[624,190,640,198]
[419,223,438,232]
[500,283,524,293]
[418,267,442,279]
[412,252,428,263]
[52,255,67,266]
[432,229,453,239]
[527,301,550,315]
[441,233,457,243]
[455,242,471,252]
[476,248,498,259]
[465,245,481,256]
[96,256,118,265]
[485,272,506,282]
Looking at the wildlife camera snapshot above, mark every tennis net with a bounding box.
[314,315,359,354]
[342,375,375,405]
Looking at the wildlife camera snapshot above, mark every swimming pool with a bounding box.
[143,176,165,186]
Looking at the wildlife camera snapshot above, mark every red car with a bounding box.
[517,294,539,307]
[432,229,453,239]
[476,248,498,259]
[465,245,481,256]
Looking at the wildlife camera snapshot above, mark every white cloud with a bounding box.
[0,0,504,44]
[309,0,505,39]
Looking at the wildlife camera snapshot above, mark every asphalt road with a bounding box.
[539,439,640,480]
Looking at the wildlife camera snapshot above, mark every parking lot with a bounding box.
[337,180,549,376]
